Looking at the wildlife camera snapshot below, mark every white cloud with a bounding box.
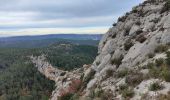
[0,27,109,37]
[0,0,144,36]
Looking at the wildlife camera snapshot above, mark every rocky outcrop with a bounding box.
[81,0,170,99]
[30,55,90,100]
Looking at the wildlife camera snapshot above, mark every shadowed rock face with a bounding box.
[31,0,170,100]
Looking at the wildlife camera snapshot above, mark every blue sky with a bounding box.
[0,0,144,37]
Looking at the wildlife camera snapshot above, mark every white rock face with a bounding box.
[82,0,170,99]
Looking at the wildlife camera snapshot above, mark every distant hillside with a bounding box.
[0,34,102,48]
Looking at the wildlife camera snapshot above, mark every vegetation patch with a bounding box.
[154,44,169,53]
[135,21,141,26]
[111,55,124,68]
[116,69,129,78]
[118,16,127,22]
[111,33,117,38]
[124,39,134,51]
[147,53,155,58]
[155,58,164,67]
[96,61,101,66]
[125,72,144,87]
[166,51,170,66]
[81,69,96,91]
[112,23,117,26]
[124,28,131,36]
[118,84,134,99]
[88,88,113,100]
[119,84,128,92]
[149,82,164,91]
[105,69,114,78]
[135,29,143,35]
[136,34,147,43]
[147,57,170,82]
[161,67,170,82]
[157,91,170,100]
[121,88,134,99]
[58,93,74,100]
[160,0,170,13]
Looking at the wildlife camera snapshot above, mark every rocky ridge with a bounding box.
[31,0,170,99]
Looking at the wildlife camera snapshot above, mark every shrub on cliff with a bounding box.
[124,39,134,51]
[111,55,124,68]
[154,44,168,53]
[166,51,170,65]
[149,82,163,91]
[160,0,170,13]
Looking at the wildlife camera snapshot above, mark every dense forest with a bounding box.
[0,48,55,100]
[0,42,98,99]
[44,43,98,70]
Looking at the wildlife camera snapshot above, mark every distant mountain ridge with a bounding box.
[0,34,102,40]
[0,34,102,48]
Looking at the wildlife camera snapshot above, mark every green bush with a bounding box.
[96,61,101,66]
[94,88,104,97]
[135,29,143,35]
[147,61,170,82]
[147,53,155,58]
[111,55,124,68]
[116,69,128,78]
[132,6,138,13]
[118,16,127,22]
[147,62,160,78]
[105,69,114,78]
[160,0,170,13]
[99,90,114,100]
[122,88,134,98]
[161,67,170,82]
[154,45,168,53]
[111,34,117,38]
[155,58,164,67]
[149,82,163,91]
[70,94,80,100]
[149,65,160,78]
[119,84,128,91]
[112,23,117,26]
[124,28,131,36]
[125,72,143,86]
[124,39,134,51]
[118,84,134,99]
[147,62,155,69]
[82,69,96,90]
[166,51,170,65]
[59,93,74,100]
[136,34,147,43]
[157,92,170,100]
[135,21,141,26]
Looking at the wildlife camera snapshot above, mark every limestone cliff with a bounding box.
[82,0,170,99]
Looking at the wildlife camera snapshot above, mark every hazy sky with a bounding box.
[0,0,144,37]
